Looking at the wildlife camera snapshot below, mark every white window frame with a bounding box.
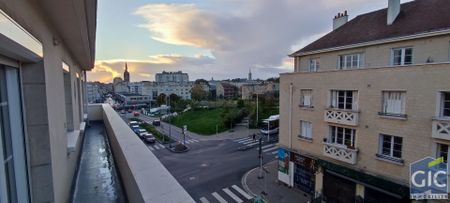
[381,91,406,117]
[299,121,312,140]
[300,89,313,107]
[378,134,403,160]
[328,126,356,148]
[330,90,358,110]
[391,47,413,66]
[309,58,319,72]
[338,53,363,69]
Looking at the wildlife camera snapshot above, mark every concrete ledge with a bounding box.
[99,104,195,203]
[67,130,81,153]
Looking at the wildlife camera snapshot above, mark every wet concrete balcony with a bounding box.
[73,104,195,203]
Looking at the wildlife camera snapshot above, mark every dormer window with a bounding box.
[338,53,363,69]
[391,47,413,66]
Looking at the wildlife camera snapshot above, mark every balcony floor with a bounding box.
[72,121,126,203]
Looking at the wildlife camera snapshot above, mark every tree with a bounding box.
[157,93,166,106]
[169,93,181,103]
[191,84,207,101]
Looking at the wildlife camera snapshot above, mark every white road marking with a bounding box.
[223,188,243,203]
[238,137,255,143]
[263,146,278,153]
[184,140,191,144]
[241,140,257,145]
[256,144,275,150]
[272,150,278,154]
[212,192,227,203]
[246,142,261,147]
[158,144,165,148]
[154,145,160,150]
[231,185,253,200]
[199,197,210,203]
[147,146,154,151]
[191,139,199,143]
[235,137,251,142]
[238,139,253,144]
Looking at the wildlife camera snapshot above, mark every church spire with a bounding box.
[248,68,252,81]
[124,62,130,82]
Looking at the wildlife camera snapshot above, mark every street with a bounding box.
[120,112,279,202]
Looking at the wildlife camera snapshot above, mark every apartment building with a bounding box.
[0,0,96,202]
[279,0,450,202]
[241,82,279,100]
[216,82,239,99]
[155,71,189,83]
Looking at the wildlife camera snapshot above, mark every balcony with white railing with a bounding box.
[323,142,358,165]
[324,108,359,126]
[432,117,450,141]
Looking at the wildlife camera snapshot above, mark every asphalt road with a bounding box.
[119,111,278,203]
[152,137,277,203]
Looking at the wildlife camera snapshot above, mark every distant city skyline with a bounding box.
[89,0,413,83]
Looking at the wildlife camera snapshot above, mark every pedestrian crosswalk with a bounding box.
[232,137,279,158]
[147,139,200,151]
[199,185,253,203]
[183,139,200,144]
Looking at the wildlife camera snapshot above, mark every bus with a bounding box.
[260,115,279,135]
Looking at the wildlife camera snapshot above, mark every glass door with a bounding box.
[0,64,29,203]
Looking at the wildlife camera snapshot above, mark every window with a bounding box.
[62,62,74,132]
[338,53,363,69]
[440,92,450,117]
[309,58,319,72]
[328,126,355,148]
[330,90,357,110]
[299,121,312,140]
[377,134,403,162]
[380,91,406,117]
[0,65,29,203]
[437,143,449,163]
[300,89,313,107]
[392,47,413,66]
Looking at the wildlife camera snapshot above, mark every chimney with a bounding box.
[333,10,348,30]
[387,0,400,25]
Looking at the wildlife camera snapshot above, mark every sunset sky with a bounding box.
[88,0,412,83]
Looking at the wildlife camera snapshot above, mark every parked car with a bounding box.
[129,121,138,126]
[120,110,126,114]
[152,120,161,126]
[133,111,140,117]
[137,129,147,137]
[142,133,156,143]
[128,109,133,113]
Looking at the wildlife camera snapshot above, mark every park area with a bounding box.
[170,107,243,135]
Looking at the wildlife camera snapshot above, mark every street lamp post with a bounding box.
[256,94,259,128]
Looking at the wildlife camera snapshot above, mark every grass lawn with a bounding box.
[171,108,239,135]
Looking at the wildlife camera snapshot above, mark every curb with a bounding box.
[167,144,190,153]
[241,167,259,197]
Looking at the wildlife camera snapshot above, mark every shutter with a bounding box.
[331,91,337,108]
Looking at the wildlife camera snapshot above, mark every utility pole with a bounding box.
[258,137,263,179]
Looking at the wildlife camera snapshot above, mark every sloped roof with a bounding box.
[291,0,450,56]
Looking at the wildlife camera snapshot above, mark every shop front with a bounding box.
[291,152,316,195]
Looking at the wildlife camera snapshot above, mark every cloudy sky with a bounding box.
[89,0,412,83]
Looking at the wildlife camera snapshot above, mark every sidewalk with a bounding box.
[243,160,311,203]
